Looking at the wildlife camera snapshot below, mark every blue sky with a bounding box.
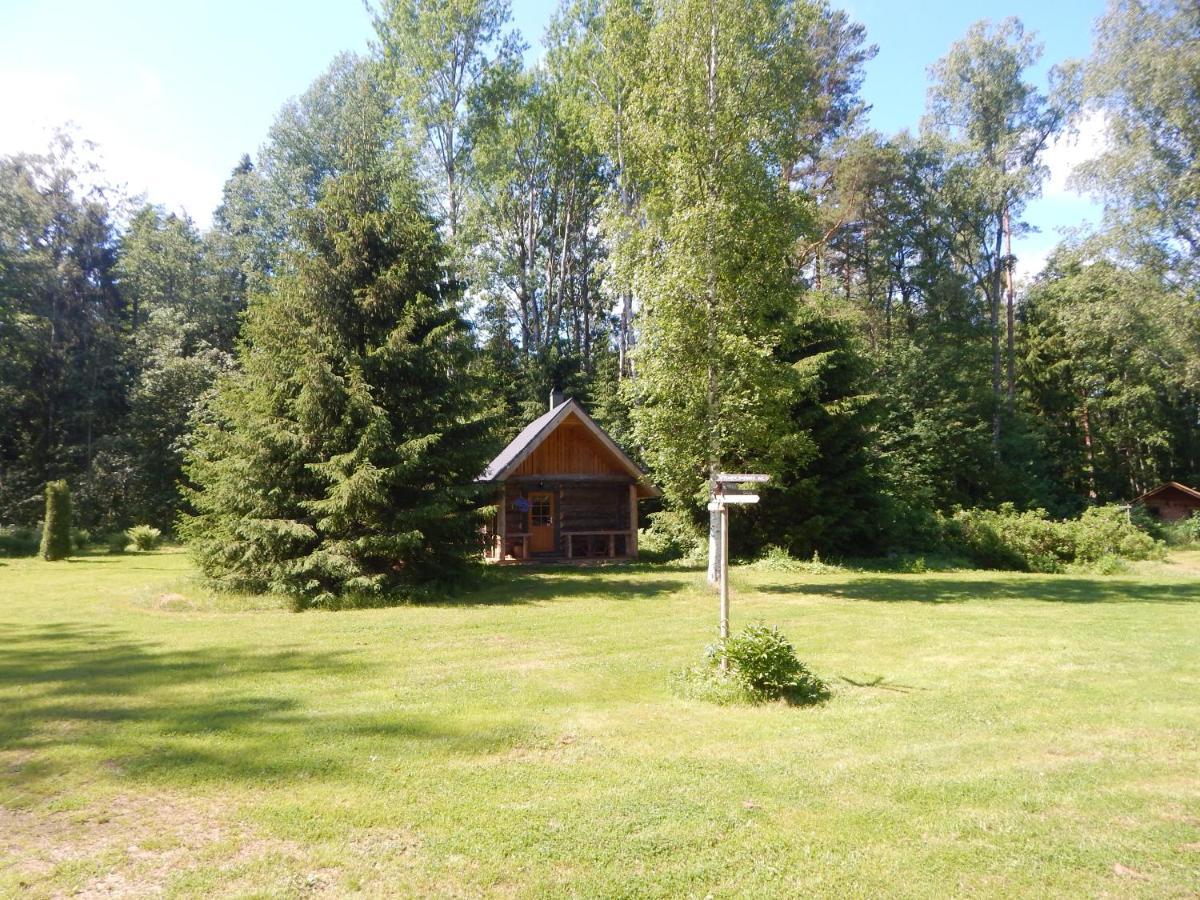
[1,0,1107,277]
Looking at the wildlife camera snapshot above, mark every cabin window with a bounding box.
[1148,506,1161,518]
[530,495,552,527]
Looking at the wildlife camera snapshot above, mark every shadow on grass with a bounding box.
[753,576,1199,604]
[0,621,539,791]
[837,674,926,693]
[139,561,695,612]
[435,565,693,607]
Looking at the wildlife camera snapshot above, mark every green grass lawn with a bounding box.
[1,551,1198,897]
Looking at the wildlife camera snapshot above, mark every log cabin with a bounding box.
[1133,481,1200,522]
[480,391,660,561]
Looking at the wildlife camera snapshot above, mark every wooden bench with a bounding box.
[563,530,633,559]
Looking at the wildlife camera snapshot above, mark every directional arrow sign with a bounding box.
[708,472,769,662]
[711,494,759,504]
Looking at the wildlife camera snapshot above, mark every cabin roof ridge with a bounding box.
[479,396,660,497]
[1133,480,1200,502]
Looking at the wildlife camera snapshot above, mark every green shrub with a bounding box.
[1160,515,1200,547]
[102,531,128,554]
[0,525,40,557]
[946,503,1163,573]
[639,509,705,562]
[1069,505,1163,563]
[1087,553,1127,576]
[748,546,842,574]
[125,525,163,552]
[39,480,72,561]
[674,623,829,705]
[722,623,829,702]
[946,504,1071,572]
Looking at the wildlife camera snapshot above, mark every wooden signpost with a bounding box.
[709,473,769,669]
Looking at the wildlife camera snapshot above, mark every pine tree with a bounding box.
[39,480,72,561]
[180,78,498,608]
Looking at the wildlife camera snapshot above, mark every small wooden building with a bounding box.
[1133,482,1200,522]
[480,393,660,561]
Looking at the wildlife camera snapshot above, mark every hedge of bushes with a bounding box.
[945,504,1164,573]
[0,524,164,558]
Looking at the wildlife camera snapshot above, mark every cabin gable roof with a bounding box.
[481,399,661,498]
[1134,481,1200,504]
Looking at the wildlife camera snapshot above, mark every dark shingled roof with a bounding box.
[479,398,660,497]
[480,400,570,481]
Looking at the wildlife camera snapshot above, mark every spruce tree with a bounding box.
[180,83,497,608]
[39,480,72,561]
[741,303,884,557]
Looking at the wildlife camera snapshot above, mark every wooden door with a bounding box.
[529,491,555,553]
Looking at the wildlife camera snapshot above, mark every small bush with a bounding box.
[1160,515,1200,548]
[0,525,40,557]
[748,546,842,574]
[674,623,829,705]
[1087,553,1127,576]
[39,480,72,561]
[639,509,706,562]
[125,525,163,552]
[1070,505,1163,564]
[102,531,128,554]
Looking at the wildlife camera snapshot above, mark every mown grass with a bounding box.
[1,550,1197,897]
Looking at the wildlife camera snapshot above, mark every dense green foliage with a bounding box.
[0,525,40,557]
[0,1,1197,586]
[38,479,72,561]
[0,139,241,533]
[947,504,1163,573]
[179,69,497,606]
[719,622,830,703]
[1077,0,1200,286]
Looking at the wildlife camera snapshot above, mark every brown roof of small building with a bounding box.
[1133,481,1200,503]
[480,398,661,498]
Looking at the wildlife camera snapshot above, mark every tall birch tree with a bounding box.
[619,0,820,528]
[372,0,518,244]
[924,18,1064,449]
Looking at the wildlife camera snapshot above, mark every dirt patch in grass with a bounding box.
[0,792,326,897]
[153,592,196,612]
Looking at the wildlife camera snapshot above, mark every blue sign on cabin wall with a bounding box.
[513,497,531,513]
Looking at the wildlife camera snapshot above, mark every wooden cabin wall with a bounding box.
[503,486,528,536]
[513,416,628,478]
[1145,489,1200,522]
[499,481,632,557]
[560,483,629,532]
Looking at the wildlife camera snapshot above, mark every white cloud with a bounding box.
[1011,110,1110,282]
[1014,241,1055,284]
[1041,108,1109,199]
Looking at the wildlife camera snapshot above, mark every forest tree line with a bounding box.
[0,0,1196,587]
